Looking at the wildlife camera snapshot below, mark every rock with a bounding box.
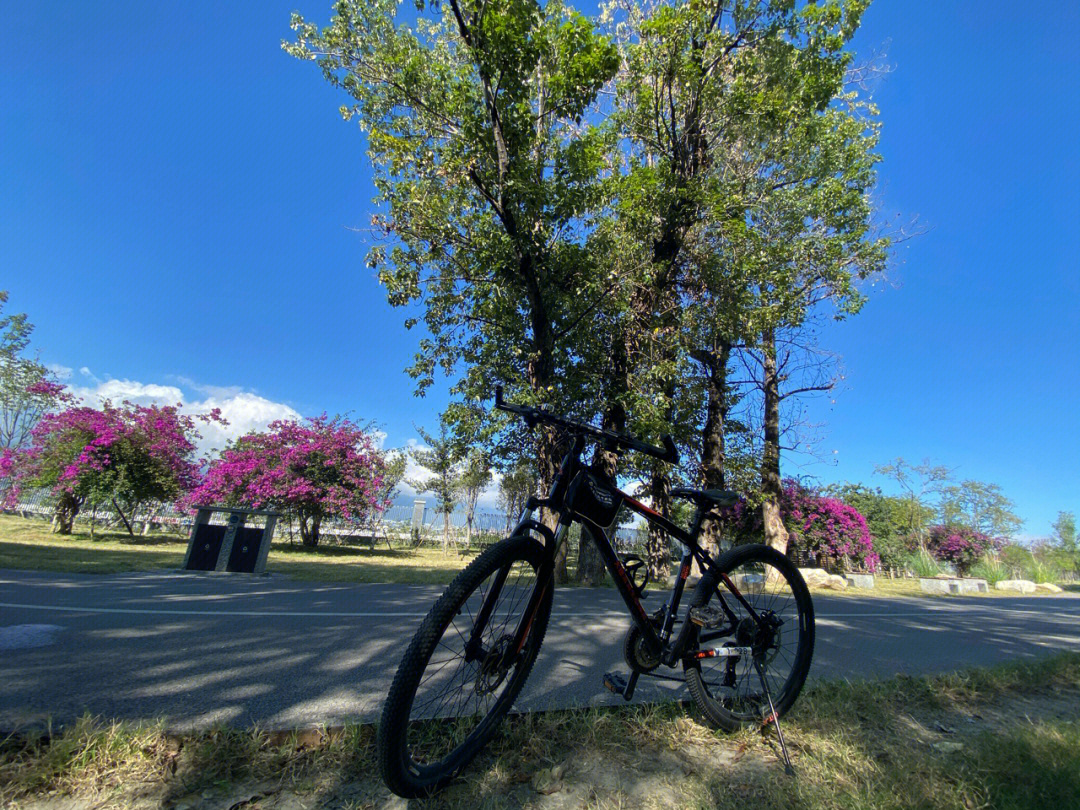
[957,578,988,594]
[799,568,832,588]
[845,573,875,589]
[532,764,565,795]
[821,574,849,590]
[1035,582,1063,593]
[731,573,765,594]
[931,741,963,753]
[995,579,1036,594]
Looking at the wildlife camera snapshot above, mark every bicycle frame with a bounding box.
[476,435,769,673]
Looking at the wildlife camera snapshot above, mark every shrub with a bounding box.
[1023,555,1060,584]
[783,481,879,572]
[906,548,942,578]
[968,554,1008,585]
[925,525,1002,576]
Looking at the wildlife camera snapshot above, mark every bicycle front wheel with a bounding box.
[377,534,553,798]
[683,543,814,731]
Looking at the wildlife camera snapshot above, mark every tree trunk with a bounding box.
[299,514,321,548]
[646,469,672,583]
[443,511,451,553]
[694,341,732,570]
[578,339,628,586]
[760,329,788,556]
[111,498,135,538]
[52,491,80,535]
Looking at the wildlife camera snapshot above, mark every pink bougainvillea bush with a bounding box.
[925,524,1002,576]
[709,480,879,572]
[781,481,880,573]
[188,415,390,547]
[10,399,214,534]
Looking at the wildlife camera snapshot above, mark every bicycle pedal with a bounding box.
[688,605,724,628]
[602,671,628,696]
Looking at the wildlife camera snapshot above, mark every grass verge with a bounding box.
[0,514,480,585]
[2,653,1078,810]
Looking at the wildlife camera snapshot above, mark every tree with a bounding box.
[497,456,538,535]
[874,458,953,548]
[0,291,68,449]
[782,480,879,573]
[191,415,390,547]
[286,0,621,568]
[1052,511,1076,553]
[409,423,464,552]
[458,448,492,544]
[822,482,917,571]
[939,479,1023,539]
[13,400,209,535]
[924,525,1001,577]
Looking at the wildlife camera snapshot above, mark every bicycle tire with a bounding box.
[683,543,814,731]
[377,534,553,798]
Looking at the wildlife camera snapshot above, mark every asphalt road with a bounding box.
[2,568,1078,731]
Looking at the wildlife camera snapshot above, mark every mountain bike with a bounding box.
[377,388,815,798]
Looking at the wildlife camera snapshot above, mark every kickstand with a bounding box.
[754,658,795,776]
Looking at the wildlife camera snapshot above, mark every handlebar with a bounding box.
[494,386,679,465]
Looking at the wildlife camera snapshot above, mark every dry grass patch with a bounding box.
[4,653,1078,810]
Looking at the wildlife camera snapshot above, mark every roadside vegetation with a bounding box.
[3,653,1077,810]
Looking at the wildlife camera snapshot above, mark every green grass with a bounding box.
[0,513,482,585]
[3,653,1077,809]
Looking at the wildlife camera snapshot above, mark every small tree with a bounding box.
[409,424,463,552]
[497,457,537,535]
[1,291,68,449]
[14,400,208,535]
[924,525,1001,577]
[782,481,879,573]
[457,449,491,545]
[192,415,390,547]
[874,458,953,549]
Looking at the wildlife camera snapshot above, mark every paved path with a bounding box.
[2,568,1078,731]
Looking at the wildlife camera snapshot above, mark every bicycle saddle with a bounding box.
[670,487,741,507]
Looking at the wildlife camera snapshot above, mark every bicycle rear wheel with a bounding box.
[683,543,814,731]
[377,534,553,798]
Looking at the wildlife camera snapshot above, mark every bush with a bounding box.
[1023,555,1060,584]
[783,481,879,572]
[906,549,942,578]
[968,554,1008,585]
[925,525,1002,576]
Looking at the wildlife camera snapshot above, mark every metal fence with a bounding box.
[4,489,649,552]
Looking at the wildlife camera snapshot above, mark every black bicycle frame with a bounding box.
[475,436,768,672]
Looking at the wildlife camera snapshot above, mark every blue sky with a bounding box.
[2,1,1077,533]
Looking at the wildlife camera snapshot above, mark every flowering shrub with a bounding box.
[782,481,879,572]
[708,480,878,572]
[924,525,1001,576]
[189,415,390,547]
[11,399,212,534]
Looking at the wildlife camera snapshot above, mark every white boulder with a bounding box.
[994,579,1036,594]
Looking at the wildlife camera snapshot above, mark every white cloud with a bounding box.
[47,363,73,380]
[68,371,300,455]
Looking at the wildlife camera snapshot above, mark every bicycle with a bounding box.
[377,387,815,797]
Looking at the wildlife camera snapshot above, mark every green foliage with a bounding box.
[906,548,942,578]
[939,479,1023,538]
[0,291,66,450]
[822,483,915,570]
[1052,511,1076,553]
[968,553,1008,586]
[409,423,463,519]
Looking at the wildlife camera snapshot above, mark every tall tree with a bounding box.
[0,291,67,449]
[287,0,620,576]
[458,448,492,544]
[410,423,464,552]
[939,479,1023,539]
[874,458,953,548]
[1051,511,1076,554]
